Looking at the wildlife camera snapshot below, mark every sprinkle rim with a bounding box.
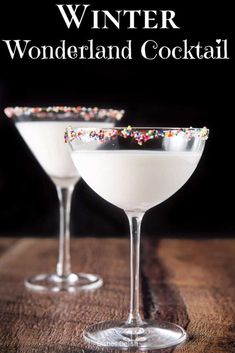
[4,106,125,122]
[65,126,209,146]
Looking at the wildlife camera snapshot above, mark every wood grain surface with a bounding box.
[0,237,234,353]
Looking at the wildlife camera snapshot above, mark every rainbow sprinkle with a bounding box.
[65,126,209,145]
[4,106,125,121]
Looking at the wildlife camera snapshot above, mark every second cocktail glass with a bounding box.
[4,106,124,292]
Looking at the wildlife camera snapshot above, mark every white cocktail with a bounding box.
[67,126,209,349]
[16,121,114,187]
[4,106,124,292]
[72,150,202,210]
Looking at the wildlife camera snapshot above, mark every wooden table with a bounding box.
[0,237,234,353]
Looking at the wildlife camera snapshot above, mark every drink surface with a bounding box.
[72,150,202,211]
[16,121,113,187]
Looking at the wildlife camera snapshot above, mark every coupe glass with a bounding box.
[4,106,124,292]
[66,126,209,349]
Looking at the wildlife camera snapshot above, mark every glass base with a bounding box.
[84,320,187,350]
[24,272,103,292]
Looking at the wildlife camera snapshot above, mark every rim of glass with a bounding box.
[67,126,208,130]
[65,126,209,144]
[4,106,125,121]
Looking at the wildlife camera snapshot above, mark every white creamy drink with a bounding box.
[16,121,114,187]
[67,127,208,349]
[4,107,124,293]
[71,150,202,211]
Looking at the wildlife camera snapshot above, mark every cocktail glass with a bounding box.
[66,126,209,349]
[4,106,124,292]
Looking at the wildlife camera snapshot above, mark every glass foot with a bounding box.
[25,272,103,292]
[84,320,187,350]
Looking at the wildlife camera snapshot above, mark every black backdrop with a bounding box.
[0,0,234,237]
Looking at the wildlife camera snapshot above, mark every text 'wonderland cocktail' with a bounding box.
[66,126,209,349]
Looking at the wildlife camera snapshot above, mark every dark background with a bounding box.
[0,0,233,238]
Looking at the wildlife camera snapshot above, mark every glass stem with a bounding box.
[125,210,145,326]
[56,186,74,278]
